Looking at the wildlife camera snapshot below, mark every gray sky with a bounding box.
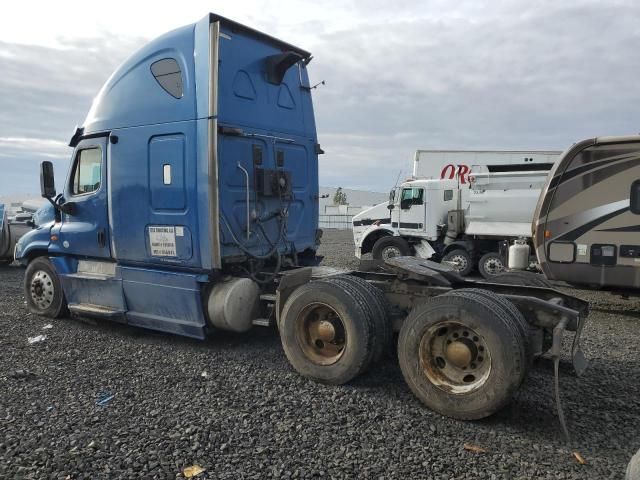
[1,0,639,194]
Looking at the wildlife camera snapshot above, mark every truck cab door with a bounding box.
[397,187,426,236]
[57,137,111,259]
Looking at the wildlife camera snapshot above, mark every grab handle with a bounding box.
[237,162,251,240]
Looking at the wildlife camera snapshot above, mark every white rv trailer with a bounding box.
[352,169,550,277]
[412,149,561,184]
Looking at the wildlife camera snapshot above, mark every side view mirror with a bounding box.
[387,204,395,211]
[40,161,56,198]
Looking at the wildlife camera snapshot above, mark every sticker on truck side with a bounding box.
[148,226,177,257]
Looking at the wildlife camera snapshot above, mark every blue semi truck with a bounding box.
[16,13,590,425]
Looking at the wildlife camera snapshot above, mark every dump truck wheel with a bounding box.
[398,291,527,420]
[442,249,473,276]
[444,288,533,366]
[280,280,376,385]
[626,448,640,480]
[24,256,68,318]
[372,236,410,261]
[490,271,552,288]
[329,274,393,362]
[478,252,505,279]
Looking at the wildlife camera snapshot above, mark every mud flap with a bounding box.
[551,314,588,442]
[571,315,589,377]
[550,318,570,441]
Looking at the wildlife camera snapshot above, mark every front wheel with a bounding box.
[24,257,68,318]
[371,236,411,261]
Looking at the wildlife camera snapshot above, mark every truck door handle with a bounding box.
[97,229,106,248]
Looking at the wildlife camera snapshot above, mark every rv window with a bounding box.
[631,180,640,214]
[71,148,102,195]
[150,58,183,99]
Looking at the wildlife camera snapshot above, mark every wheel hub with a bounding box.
[419,322,492,394]
[296,302,346,366]
[382,246,402,260]
[30,270,54,310]
[316,320,336,342]
[449,255,467,271]
[445,338,477,368]
[484,257,504,275]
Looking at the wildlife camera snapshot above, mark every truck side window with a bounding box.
[71,148,102,195]
[631,180,640,214]
[151,58,183,99]
[400,188,424,208]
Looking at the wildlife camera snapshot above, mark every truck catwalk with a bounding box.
[1,230,638,479]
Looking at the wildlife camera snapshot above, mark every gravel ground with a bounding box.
[1,229,639,479]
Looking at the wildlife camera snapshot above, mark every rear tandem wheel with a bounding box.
[397,290,528,419]
[279,277,378,385]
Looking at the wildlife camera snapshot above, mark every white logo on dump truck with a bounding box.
[149,226,177,257]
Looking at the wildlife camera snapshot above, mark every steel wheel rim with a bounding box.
[295,302,347,365]
[483,257,504,275]
[382,245,402,260]
[30,270,55,310]
[448,254,468,272]
[419,321,492,394]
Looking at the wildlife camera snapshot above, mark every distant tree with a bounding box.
[333,187,348,206]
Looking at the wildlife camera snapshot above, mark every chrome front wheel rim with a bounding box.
[30,270,55,310]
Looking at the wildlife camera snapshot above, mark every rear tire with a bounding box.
[24,256,67,318]
[478,252,505,279]
[329,274,393,362]
[372,236,411,261]
[442,249,473,276]
[279,279,376,385]
[398,291,527,419]
[491,271,553,288]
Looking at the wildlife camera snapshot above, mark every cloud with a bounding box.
[0,34,146,193]
[1,1,639,194]
[304,1,640,190]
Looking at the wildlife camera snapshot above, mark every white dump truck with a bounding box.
[353,154,556,277]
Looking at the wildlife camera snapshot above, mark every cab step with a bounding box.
[68,303,126,321]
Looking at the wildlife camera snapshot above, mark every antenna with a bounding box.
[393,170,402,188]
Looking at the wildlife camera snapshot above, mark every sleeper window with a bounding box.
[151,58,183,99]
[71,148,102,195]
